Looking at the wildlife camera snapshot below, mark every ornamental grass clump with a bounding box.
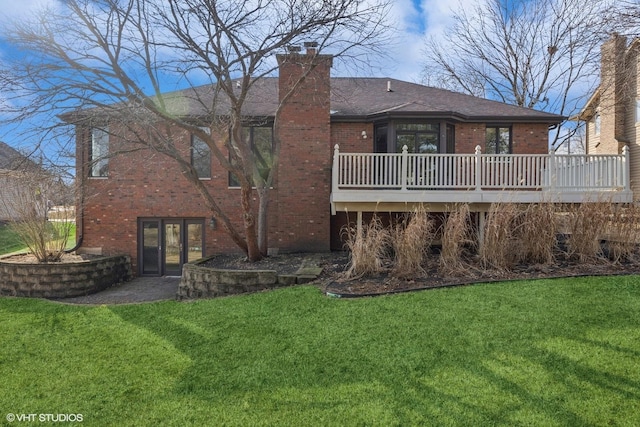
[479,202,521,271]
[342,214,391,278]
[565,201,610,262]
[605,203,640,263]
[439,204,476,276]
[515,202,558,265]
[390,207,435,279]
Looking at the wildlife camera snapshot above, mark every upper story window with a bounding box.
[89,127,109,177]
[636,100,640,124]
[191,134,211,179]
[485,126,511,154]
[229,126,274,187]
[395,123,439,153]
[594,114,601,135]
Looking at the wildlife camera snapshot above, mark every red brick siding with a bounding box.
[455,122,550,154]
[274,54,333,251]
[331,122,374,153]
[78,125,252,273]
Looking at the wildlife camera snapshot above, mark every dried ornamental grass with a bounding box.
[516,203,558,265]
[565,201,610,262]
[439,203,476,276]
[605,203,640,263]
[391,208,435,278]
[479,202,521,271]
[342,214,391,278]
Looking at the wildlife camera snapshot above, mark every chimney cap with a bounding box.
[304,41,318,48]
[287,45,302,53]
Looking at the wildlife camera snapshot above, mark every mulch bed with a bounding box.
[201,250,640,298]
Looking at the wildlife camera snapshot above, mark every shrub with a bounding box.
[1,168,74,262]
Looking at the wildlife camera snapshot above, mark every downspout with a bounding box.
[65,125,85,253]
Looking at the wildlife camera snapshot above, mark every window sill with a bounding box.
[228,186,275,190]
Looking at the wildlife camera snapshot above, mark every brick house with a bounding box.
[575,34,640,201]
[69,47,630,277]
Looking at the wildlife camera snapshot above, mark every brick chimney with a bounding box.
[600,33,628,152]
[273,45,333,251]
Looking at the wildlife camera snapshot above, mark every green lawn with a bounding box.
[1,276,640,426]
[0,222,76,256]
[0,223,27,255]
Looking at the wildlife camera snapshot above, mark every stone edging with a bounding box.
[0,255,132,298]
[177,256,324,299]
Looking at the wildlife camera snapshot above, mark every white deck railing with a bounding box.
[332,145,630,194]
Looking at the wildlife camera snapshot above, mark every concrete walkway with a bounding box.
[54,276,180,305]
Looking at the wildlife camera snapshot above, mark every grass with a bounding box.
[0,223,27,255]
[0,222,76,256]
[1,277,640,426]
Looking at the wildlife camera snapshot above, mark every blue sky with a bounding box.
[0,0,499,162]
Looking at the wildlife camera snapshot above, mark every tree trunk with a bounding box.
[257,186,269,256]
[241,183,262,261]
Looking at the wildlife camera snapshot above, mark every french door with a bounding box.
[139,218,204,276]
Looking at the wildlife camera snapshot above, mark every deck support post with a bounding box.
[477,211,485,246]
[357,211,363,239]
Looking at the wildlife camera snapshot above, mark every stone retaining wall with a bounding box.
[178,262,299,299]
[0,255,132,298]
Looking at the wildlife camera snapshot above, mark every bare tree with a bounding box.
[423,0,615,148]
[0,0,391,261]
[611,1,640,37]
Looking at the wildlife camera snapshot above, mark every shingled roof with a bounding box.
[62,77,565,124]
[329,78,564,123]
[0,141,29,170]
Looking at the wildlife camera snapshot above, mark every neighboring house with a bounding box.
[0,141,37,222]
[68,46,631,277]
[576,33,640,200]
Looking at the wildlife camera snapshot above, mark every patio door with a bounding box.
[138,218,204,276]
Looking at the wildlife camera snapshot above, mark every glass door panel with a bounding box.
[164,222,182,276]
[417,133,439,153]
[396,134,415,153]
[141,221,160,275]
[186,222,204,263]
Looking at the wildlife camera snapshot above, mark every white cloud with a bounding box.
[0,0,60,22]
[357,0,489,83]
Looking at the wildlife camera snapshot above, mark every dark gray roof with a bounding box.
[0,141,28,170]
[329,78,564,123]
[63,77,565,124]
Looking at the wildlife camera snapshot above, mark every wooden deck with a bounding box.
[331,145,632,214]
